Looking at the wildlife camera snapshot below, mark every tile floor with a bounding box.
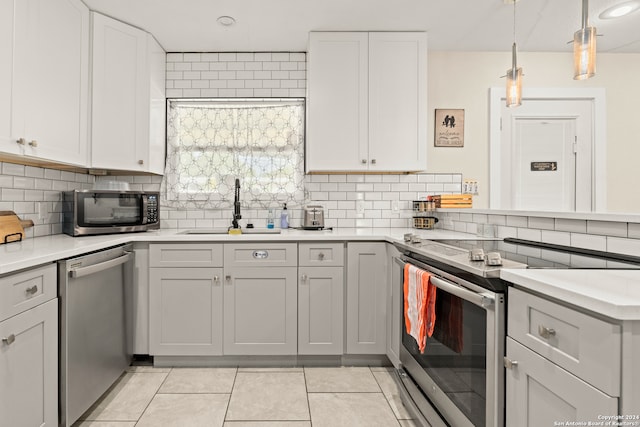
[73,366,418,427]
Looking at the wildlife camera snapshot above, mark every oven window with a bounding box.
[403,287,487,427]
[78,193,142,226]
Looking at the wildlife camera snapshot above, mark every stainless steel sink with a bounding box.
[178,228,281,235]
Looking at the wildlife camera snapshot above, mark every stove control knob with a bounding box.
[469,248,485,261]
[484,252,503,266]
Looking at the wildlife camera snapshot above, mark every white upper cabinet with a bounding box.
[2,0,89,165]
[307,31,427,173]
[0,0,15,154]
[91,13,166,174]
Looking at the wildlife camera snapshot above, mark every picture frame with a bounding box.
[434,109,464,147]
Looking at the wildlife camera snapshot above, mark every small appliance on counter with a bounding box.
[62,190,160,236]
[302,205,325,230]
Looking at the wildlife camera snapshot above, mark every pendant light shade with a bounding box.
[506,43,523,107]
[574,0,596,80]
[504,0,522,107]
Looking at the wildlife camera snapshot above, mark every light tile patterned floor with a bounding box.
[73,366,417,427]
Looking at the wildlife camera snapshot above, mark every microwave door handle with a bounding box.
[141,195,148,224]
[429,275,494,308]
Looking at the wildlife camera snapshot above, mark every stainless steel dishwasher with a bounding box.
[58,244,133,427]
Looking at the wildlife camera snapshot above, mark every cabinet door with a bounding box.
[369,32,426,172]
[149,268,223,356]
[12,0,89,165]
[506,337,618,426]
[386,243,402,368]
[0,299,57,427]
[0,0,16,154]
[147,34,166,175]
[298,266,344,355]
[91,12,148,171]
[346,242,387,354]
[224,267,297,355]
[307,32,368,172]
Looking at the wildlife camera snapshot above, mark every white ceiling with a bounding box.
[82,0,640,53]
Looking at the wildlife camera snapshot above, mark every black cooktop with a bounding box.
[432,238,640,270]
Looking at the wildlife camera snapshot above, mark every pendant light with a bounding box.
[573,0,596,80]
[505,0,522,107]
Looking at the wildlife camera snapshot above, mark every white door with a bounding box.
[500,99,593,211]
[511,118,576,211]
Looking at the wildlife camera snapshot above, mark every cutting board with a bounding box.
[0,211,35,244]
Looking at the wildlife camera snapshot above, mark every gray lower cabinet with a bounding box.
[149,243,224,356]
[346,242,387,354]
[0,264,58,427]
[149,267,223,355]
[298,266,344,355]
[506,287,620,425]
[223,266,297,355]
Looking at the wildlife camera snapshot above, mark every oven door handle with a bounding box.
[429,276,494,308]
[396,257,494,308]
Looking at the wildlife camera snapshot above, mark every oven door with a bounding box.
[396,256,505,427]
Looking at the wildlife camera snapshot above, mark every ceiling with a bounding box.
[82,0,640,53]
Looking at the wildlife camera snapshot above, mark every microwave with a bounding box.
[62,190,160,236]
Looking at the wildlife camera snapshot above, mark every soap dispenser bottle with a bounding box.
[280,203,289,229]
[267,209,275,229]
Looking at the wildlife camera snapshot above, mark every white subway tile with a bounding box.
[169,210,187,219]
[192,62,210,71]
[517,228,542,241]
[391,183,409,192]
[183,71,201,80]
[607,237,640,256]
[201,89,219,97]
[309,191,328,200]
[263,62,280,71]
[218,89,236,97]
[355,219,373,227]
[328,192,346,201]
[555,218,587,233]
[44,169,61,180]
[195,219,215,228]
[443,183,461,192]
[355,183,374,192]
[183,53,201,62]
[541,230,571,246]
[320,182,338,192]
[398,175,418,183]
[245,62,263,71]
[2,163,25,176]
[289,70,306,80]
[192,80,209,89]
[399,192,416,201]
[24,190,44,201]
[391,218,410,228]
[2,188,24,200]
[337,201,356,210]
[201,71,221,80]
[426,183,443,192]
[290,52,306,61]
[346,175,365,183]
[586,220,627,237]
[382,175,400,183]
[12,177,34,189]
[236,52,254,61]
[373,201,391,210]
[373,219,391,228]
[506,215,528,228]
[174,80,192,88]
[228,80,245,88]
[571,233,607,251]
[365,192,382,201]
[166,89,183,97]
[209,80,227,88]
[0,175,12,187]
[497,226,518,238]
[166,53,183,62]
[218,70,237,80]
[328,209,346,219]
[183,88,202,97]
[201,53,219,61]
[209,62,227,71]
[271,70,289,79]
[408,183,426,192]
[373,183,391,192]
[628,223,640,239]
[255,54,273,62]
[528,216,555,230]
[174,62,192,71]
[227,62,245,71]
[219,53,237,61]
[309,175,328,183]
[417,174,435,183]
[263,80,281,88]
[338,218,356,227]
[272,88,292,97]
[281,80,298,89]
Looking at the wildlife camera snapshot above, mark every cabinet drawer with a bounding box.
[224,243,297,267]
[299,243,344,266]
[0,264,57,321]
[508,287,620,396]
[149,244,223,267]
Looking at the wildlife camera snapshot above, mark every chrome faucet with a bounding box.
[231,178,241,230]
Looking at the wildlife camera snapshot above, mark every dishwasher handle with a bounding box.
[69,252,133,279]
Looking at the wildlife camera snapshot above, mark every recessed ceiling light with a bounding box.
[216,15,236,27]
[599,1,640,19]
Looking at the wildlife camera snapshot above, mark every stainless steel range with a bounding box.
[392,237,640,427]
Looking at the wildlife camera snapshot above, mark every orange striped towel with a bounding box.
[404,264,437,353]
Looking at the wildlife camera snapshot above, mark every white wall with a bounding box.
[426,51,640,213]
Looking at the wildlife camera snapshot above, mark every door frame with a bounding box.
[489,87,607,212]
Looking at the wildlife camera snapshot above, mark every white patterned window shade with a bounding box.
[163,98,305,209]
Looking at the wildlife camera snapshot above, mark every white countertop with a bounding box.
[501,268,640,321]
[0,227,472,275]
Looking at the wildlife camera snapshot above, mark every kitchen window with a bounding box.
[162,98,305,209]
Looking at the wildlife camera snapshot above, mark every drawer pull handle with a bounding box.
[25,285,38,295]
[318,252,325,261]
[2,334,16,345]
[252,250,269,259]
[503,357,518,369]
[538,325,556,339]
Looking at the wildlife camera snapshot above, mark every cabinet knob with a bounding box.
[29,140,38,147]
[2,334,15,345]
[16,138,26,145]
[538,325,556,339]
[503,357,518,369]
[361,159,367,164]
[371,159,376,165]
[213,275,220,284]
[138,160,144,165]
[301,274,308,282]
[25,285,38,295]
[318,252,325,261]
[225,275,231,283]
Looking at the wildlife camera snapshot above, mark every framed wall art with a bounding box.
[434,109,464,147]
